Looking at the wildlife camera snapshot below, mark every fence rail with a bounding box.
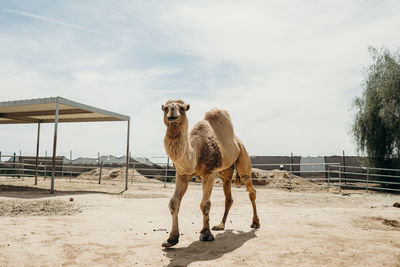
[1,156,400,194]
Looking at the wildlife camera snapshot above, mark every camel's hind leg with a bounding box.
[212,165,234,231]
[236,140,260,229]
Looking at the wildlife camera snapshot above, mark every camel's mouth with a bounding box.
[167,116,179,122]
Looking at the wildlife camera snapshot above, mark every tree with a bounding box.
[352,47,400,171]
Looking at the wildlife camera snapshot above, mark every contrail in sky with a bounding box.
[3,8,108,35]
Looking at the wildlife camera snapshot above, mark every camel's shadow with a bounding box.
[163,229,257,267]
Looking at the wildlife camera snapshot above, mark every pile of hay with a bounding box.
[250,168,294,185]
[0,199,81,217]
[250,168,318,188]
[77,167,161,183]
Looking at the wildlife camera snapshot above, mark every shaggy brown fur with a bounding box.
[161,99,260,248]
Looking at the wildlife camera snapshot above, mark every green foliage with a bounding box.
[352,47,400,170]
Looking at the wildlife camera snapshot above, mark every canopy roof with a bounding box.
[0,97,129,124]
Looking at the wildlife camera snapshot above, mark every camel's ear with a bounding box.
[186,104,190,111]
[162,105,166,111]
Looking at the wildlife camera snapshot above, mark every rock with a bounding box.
[252,179,268,186]
[109,171,120,178]
[393,202,400,208]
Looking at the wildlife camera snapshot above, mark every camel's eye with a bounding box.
[179,106,185,112]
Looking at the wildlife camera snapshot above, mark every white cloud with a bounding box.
[3,8,109,35]
[1,1,400,158]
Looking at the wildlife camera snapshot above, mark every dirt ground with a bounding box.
[0,176,400,267]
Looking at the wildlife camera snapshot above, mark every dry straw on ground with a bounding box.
[0,199,82,217]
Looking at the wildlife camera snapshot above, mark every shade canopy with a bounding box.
[0,96,131,193]
[0,97,129,124]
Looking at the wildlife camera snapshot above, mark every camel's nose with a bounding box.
[167,107,180,121]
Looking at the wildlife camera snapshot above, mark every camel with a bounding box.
[161,99,260,247]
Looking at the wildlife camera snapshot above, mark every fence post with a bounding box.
[343,150,346,184]
[99,161,103,184]
[366,167,369,193]
[164,157,169,188]
[22,159,25,178]
[338,163,342,194]
[44,162,47,179]
[18,158,22,179]
[131,160,135,184]
[12,152,16,171]
[69,150,72,182]
[327,164,330,193]
[289,161,293,192]
[19,149,22,178]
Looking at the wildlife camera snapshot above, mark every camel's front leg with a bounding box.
[199,174,216,242]
[162,174,189,247]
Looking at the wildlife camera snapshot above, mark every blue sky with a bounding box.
[1,1,400,159]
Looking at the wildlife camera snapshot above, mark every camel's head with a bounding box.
[162,99,190,125]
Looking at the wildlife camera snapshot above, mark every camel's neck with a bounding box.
[164,119,193,163]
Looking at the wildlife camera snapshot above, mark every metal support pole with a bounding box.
[125,119,130,191]
[35,121,41,185]
[338,163,342,194]
[164,157,169,188]
[366,167,370,193]
[51,99,60,194]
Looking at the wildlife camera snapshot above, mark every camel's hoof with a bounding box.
[250,221,260,229]
[212,224,225,231]
[162,237,179,247]
[199,233,215,242]
[199,229,214,242]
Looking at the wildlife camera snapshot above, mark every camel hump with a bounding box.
[204,108,235,139]
[204,108,230,121]
[204,108,232,126]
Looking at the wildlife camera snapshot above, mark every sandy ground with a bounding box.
[0,177,400,267]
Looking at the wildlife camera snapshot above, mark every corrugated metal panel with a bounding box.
[300,156,326,173]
